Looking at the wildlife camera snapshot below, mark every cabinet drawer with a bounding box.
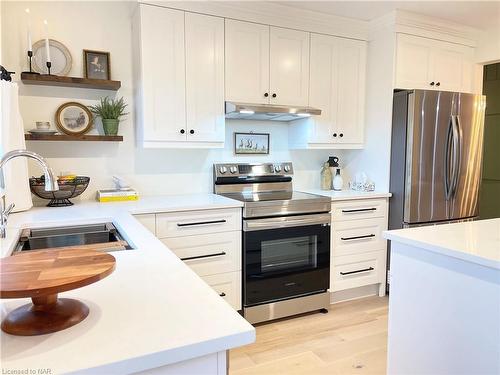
[332,218,386,257]
[331,251,385,292]
[202,271,242,310]
[156,208,241,238]
[332,198,387,222]
[161,231,241,276]
[134,214,156,234]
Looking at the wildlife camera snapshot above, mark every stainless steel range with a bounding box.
[214,162,331,324]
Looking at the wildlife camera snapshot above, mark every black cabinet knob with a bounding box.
[189,129,195,135]
[272,93,277,98]
[180,129,185,134]
[436,82,441,87]
[339,133,344,138]
[333,133,337,137]
[264,93,269,97]
[219,292,226,297]
[430,82,435,86]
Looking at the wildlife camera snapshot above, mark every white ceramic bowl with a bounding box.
[36,121,51,130]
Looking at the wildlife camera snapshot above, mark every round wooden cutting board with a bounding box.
[0,248,116,336]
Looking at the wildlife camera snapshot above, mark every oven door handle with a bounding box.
[243,213,331,231]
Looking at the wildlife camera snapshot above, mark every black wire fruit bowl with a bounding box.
[29,176,90,207]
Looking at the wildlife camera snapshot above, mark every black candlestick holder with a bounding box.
[46,61,51,76]
[22,50,39,75]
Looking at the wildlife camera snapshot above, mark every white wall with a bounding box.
[2,1,358,202]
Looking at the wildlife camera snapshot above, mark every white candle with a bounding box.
[26,9,32,51]
[43,20,51,62]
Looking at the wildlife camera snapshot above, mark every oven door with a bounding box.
[243,213,331,306]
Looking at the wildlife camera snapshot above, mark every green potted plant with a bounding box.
[89,97,128,136]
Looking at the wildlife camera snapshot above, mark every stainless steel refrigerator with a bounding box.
[387,90,486,288]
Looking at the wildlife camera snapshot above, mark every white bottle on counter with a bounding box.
[333,168,343,191]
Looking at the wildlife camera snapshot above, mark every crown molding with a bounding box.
[393,10,479,47]
[141,1,368,41]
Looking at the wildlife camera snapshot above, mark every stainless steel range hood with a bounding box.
[225,102,321,122]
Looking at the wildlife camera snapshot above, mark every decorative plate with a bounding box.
[55,102,93,135]
[28,129,58,135]
[32,39,72,76]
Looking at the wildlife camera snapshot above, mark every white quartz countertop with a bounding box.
[0,194,254,374]
[384,218,500,270]
[300,189,392,201]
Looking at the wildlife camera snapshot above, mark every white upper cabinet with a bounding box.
[185,13,225,143]
[395,34,475,93]
[290,33,366,149]
[336,38,366,145]
[307,34,338,143]
[225,20,270,104]
[134,4,225,148]
[225,21,310,107]
[134,5,186,144]
[269,27,310,106]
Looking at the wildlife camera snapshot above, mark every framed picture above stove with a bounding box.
[234,132,269,155]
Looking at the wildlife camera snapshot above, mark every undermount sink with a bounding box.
[13,222,133,254]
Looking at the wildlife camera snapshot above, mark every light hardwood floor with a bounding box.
[230,296,388,375]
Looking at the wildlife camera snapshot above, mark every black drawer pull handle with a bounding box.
[341,234,376,241]
[340,267,374,276]
[219,292,226,297]
[177,219,226,227]
[342,208,376,213]
[181,251,226,261]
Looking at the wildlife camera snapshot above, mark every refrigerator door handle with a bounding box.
[450,115,461,198]
[444,117,453,200]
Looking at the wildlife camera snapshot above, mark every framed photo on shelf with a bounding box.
[234,132,270,155]
[83,50,110,80]
[55,102,93,135]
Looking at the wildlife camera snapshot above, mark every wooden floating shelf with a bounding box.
[21,72,121,91]
[25,134,123,142]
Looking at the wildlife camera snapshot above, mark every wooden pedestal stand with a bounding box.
[0,248,115,336]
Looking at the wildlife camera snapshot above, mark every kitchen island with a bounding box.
[384,219,500,375]
[0,194,254,374]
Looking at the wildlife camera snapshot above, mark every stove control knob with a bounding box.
[284,165,291,173]
[219,166,227,174]
[274,165,282,173]
[229,166,238,174]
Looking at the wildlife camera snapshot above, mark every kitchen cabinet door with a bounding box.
[395,34,476,93]
[299,34,365,148]
[395,34,433,90]
[225,20,270,104]
[136,5,186,143]
[308,33,338,144]
[430,41,474,93]
[336,38,366,145]
[269,27,310,106]
[185,13,225,144]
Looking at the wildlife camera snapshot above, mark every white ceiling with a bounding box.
[273,1,500,30]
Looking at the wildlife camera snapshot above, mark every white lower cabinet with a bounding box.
[330,198,389,298]
[202,272,241,311]
[332,251,385,292]
[135,208,242,311]
[161,231,241,277]
[332,218,386,257]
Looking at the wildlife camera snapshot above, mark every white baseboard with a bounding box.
[330,284,381,304]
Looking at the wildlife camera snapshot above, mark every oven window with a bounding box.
[261,235,318,273]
